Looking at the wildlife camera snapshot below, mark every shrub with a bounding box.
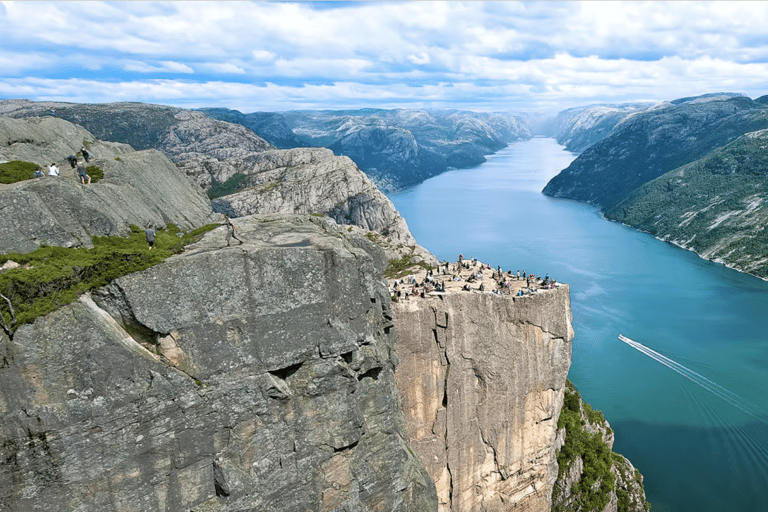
[0,160,40,184]
[86,165,104,183]
[207,173,248,199]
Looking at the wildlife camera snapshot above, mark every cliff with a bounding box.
[392,269,574,511]
[0,116,217,254]
[0,214,437,512]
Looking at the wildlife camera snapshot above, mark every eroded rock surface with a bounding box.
[209,148,418,246]
[0,214,437,512]
[393,285,574,512]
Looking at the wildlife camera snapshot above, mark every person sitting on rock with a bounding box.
[33,168,44,178]
[48,163,59,177]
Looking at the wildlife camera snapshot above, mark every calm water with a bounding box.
[388,138,768,512]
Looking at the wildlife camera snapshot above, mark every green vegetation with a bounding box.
[384,253,433,279]
[86,165,104,183]
[0,223,217,335]
[0,160,40,184]
[606,131,768,278]
[554,380,616,512]
[207,173,248,199]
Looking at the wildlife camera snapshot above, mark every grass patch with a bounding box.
[0,223,218,334]
[0,160,40,184]
[384,254,433,279]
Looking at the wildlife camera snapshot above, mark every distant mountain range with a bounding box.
[543,93,768,278]
[202,108,531,191]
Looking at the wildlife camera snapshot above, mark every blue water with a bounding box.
[388,138,768,512]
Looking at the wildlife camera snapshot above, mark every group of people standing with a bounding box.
[35,147,92,184]
[389,254,560,301]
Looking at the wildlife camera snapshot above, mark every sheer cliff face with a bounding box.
[0,215,437,512]
[393,289,574,512]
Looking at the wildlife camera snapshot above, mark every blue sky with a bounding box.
[2,1,768,114]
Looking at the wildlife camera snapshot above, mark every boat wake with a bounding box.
[618,334,767,422]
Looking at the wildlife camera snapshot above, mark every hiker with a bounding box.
[224,214,242,246]
[145,226,155,250]
[48,163,59,177]
[66,155,77,168]
[81,147,90,163]
[77,163,91,184]
[33,168,44,178]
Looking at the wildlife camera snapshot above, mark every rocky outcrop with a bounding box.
[393,286,574,511]
[0,101,426,253]
[0,214,438,512]
[0,116,216,254]
[208,147,419,248]
[552,383,649,512]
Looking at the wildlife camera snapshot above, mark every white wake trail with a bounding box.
[618,334,767,422]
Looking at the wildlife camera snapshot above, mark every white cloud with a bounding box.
[122,60,194,74]
[252,50,276,62]
[2,1,768,112]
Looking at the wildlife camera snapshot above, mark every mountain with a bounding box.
[545,103,654,153]
[543,94,768,209]
[199,108,307,149]
[278,108,531,190]
[606,128,768,278]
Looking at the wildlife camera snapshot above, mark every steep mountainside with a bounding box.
[606,128,768,278]
[546,103,653,153]
[0,116,216,254]
[278,108,531,190]
[543,95,768,209]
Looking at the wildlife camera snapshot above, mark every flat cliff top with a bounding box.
[388,256,564,299]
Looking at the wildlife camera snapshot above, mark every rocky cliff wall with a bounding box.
[393,288,574,512]
[0,214,437,512]
[0,116,217,254]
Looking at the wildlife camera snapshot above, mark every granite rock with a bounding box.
[0,214,438,512]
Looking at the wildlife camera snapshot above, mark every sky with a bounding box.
[1,1,768,114]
